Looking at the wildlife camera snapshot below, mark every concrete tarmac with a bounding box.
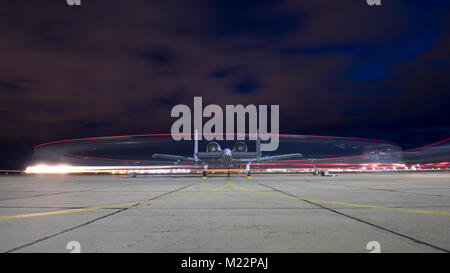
[0,173,449,252]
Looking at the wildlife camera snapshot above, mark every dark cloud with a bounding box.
[0,80,26,91]
[212,0,300,38]
[209,66,242,78]
[232,75,259,94]
[138,46,179,66]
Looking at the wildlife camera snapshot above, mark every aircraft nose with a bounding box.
[224,148,232,156]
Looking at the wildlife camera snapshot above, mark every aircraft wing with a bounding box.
[152,154,193,161]
[237,153,303,162]
[259,153,303,161]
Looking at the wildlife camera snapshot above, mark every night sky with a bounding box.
[1,0,449,169]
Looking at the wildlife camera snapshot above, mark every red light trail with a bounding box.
[33,134,450,168]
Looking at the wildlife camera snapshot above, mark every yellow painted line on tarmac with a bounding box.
[0,202,143,220]
[0,182,227,220]
[228,180,450,216]
[4,177,446,220]
[226,177,232,186]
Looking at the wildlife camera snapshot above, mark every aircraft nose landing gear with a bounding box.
[246,163,252,178]
[202,164,208,179]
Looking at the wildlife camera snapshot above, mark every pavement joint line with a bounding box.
[4,205,133,253]
[2,177,449,219]
[3,181,204,252]
[228,178,450,216]
[0,180,220,220]
[2,175,449,253]
[252,180,450,253]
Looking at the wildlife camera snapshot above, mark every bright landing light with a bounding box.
[24,164,189,174]
[25,164,75,174]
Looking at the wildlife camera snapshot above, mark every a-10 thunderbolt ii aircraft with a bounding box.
[152,131,302,177]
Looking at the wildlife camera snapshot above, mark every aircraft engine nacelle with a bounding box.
[233,141,247,152]
[206,142,222,152]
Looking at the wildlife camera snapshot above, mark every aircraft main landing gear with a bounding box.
[313,169,320,176]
